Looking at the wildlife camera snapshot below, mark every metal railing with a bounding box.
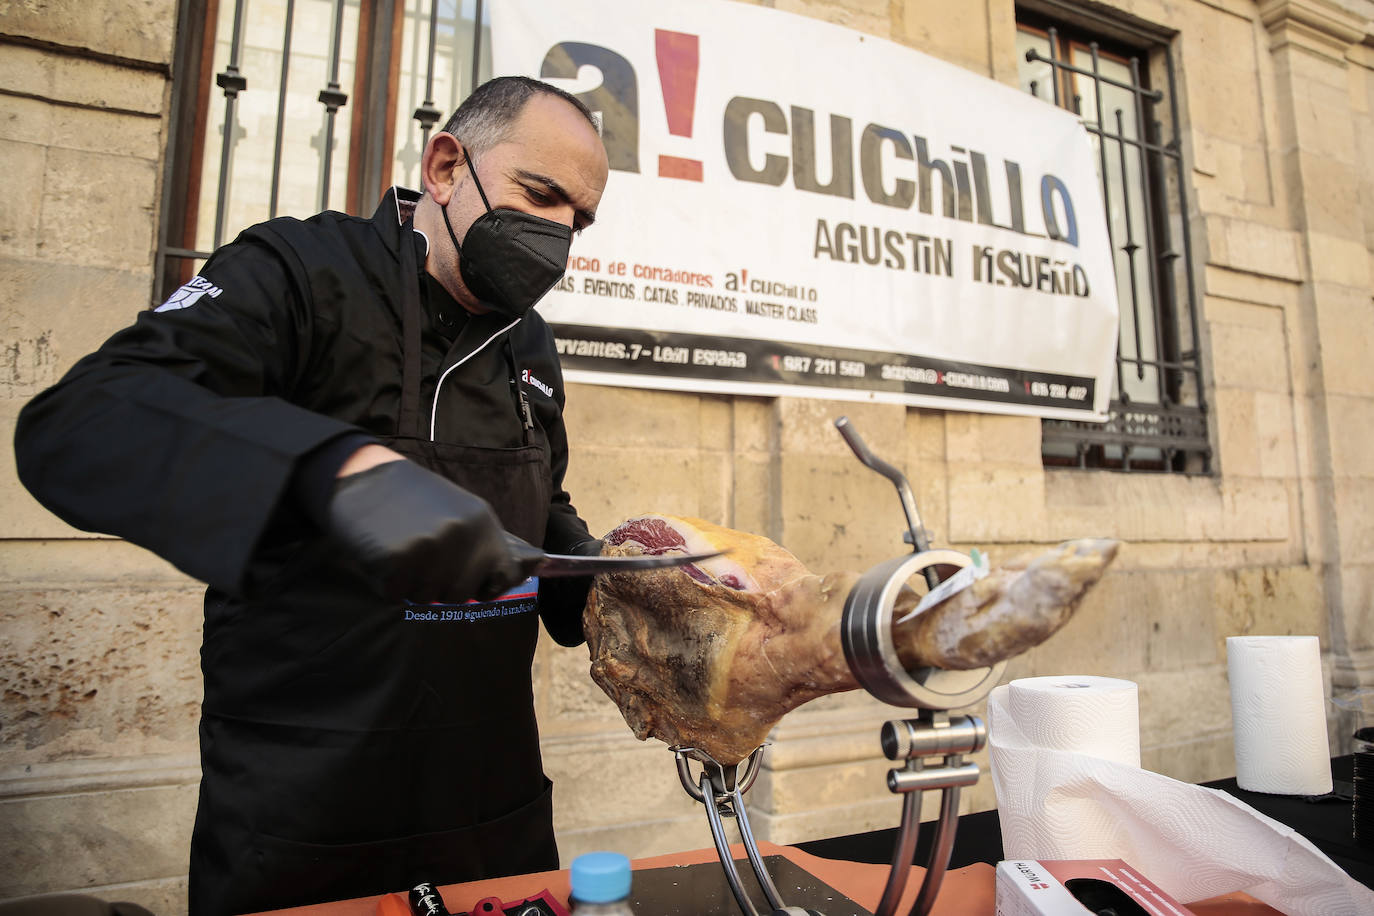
[1027,28,1210,473]
[155,0,487,298]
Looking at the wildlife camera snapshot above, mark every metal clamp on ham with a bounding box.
[583,418,1120,916]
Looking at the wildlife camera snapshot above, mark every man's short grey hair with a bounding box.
[442,76,598,159]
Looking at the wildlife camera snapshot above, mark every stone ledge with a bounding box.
[0,33,171,75]
[0,541,195,587]
[539,728,664,758]
[0,43,165,116]
[0,753,199,801]
[1,876,187,916]
[554,813,711,862]
[1259,0,1367,62]
[0,2,175,70]
[1,782,197,896]
[1203,263,1301,310]
[745,794,909,846]
[1203,215,1305,282]
[0,94,164,161]
[1191,0,1259,22]
[1350,41,1374,69]
[766,706,894,753]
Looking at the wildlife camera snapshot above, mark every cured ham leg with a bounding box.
[583,515,1120,764]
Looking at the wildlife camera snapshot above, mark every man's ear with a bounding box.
[421,132,466,205]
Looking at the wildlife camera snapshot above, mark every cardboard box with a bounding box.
[995,859,1197,916]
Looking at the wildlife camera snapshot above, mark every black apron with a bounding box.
[188,227,557,916]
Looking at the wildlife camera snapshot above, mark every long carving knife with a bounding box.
[531,550,726,577]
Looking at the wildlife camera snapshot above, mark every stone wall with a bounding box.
[1,0,198,909]
[2,0,1372,910]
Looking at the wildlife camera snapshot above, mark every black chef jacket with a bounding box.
[14,187,594,914]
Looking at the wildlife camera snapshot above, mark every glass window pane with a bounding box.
[1070,47,1136,140]
[1068,44,1159,407]
[196,0,360,249]
[1015,29,1055,103]
[391,0,491,192]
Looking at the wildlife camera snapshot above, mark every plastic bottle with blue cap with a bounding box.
[568,851,636,914]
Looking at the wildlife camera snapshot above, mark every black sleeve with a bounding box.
[13,234,364,596]
[292,431,381,527]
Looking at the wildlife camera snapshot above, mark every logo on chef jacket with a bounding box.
[521,368,554,398]
[401,577,539,622]
[156,276,224,312]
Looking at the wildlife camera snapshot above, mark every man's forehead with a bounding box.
[500,99,607,200]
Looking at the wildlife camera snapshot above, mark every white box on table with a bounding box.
[995,859,1196,916]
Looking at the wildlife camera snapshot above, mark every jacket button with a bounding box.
[438,311,455,328]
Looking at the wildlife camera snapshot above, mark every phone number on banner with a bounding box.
[550,324,1093,409]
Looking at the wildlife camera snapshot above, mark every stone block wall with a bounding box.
[1,0,193,907]
[3,0,1374,909]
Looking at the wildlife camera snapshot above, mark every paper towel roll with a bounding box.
[1227,635,1332,795]
[988,670,1373,914]
[1003,675,1141,766]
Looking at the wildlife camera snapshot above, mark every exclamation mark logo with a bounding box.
[656,29,702,181]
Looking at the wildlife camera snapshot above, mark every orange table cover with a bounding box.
[256,842,1283,916]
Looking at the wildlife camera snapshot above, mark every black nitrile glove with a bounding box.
[327,460,543,603]
[571,537,605,560]
[537,537,604,647]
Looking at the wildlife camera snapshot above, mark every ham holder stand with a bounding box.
[671,417,1005,916]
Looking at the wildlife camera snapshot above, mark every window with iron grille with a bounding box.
[156,0,490,300]
[1016,5,1210,473]
[156,0,1211,475]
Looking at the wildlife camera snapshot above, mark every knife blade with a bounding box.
[532,550,727,577]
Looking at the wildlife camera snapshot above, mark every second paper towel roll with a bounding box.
[1227,636,1332,795]
[1004,675,1141,766]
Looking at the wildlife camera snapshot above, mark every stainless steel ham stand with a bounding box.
[671,417,1005,916]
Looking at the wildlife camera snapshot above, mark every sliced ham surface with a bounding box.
[584,515,1120,765]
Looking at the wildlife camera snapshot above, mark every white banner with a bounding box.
[491,0,1119,420]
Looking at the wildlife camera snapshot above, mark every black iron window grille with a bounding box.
[155,0,490,301]
[1017,9,1210,473]
[155,0,1210,476]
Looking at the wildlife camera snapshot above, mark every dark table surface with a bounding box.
[795,755,1372,888]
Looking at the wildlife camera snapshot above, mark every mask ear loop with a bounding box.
[463,148,494,211]
[438,143,494,253]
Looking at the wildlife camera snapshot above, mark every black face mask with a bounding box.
[439,154,573,318]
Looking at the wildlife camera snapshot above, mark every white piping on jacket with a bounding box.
[429,318,521,441]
